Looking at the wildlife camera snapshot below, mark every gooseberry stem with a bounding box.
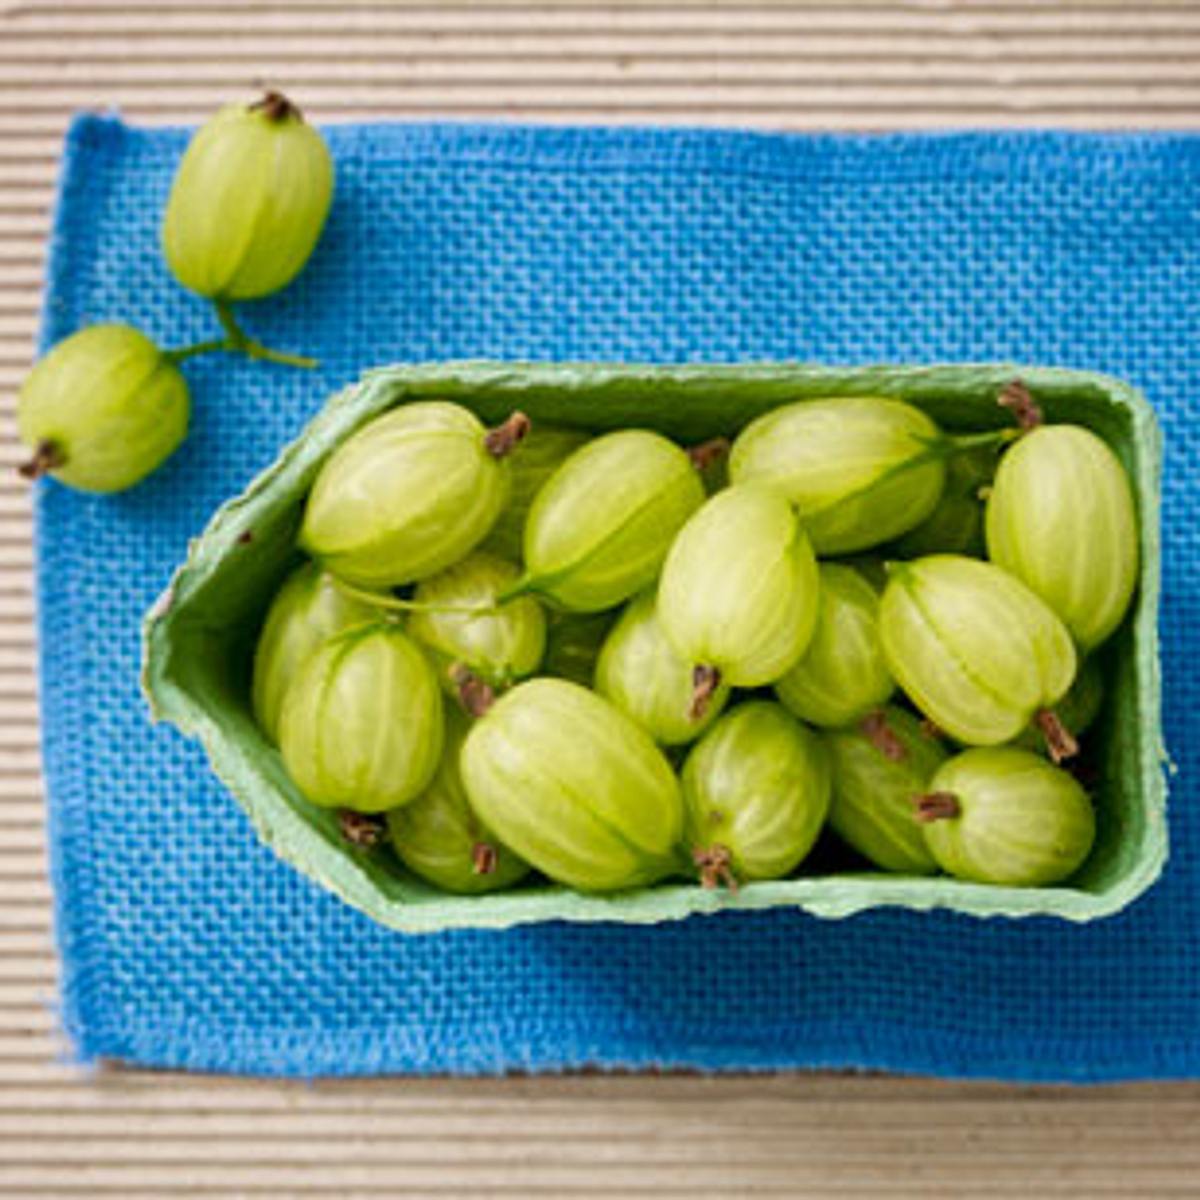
[451,664,496,718]
[913,792,961,823]
[689,665,722,722]
[484,412,532,458]
[329,577,501,616]
[337,808,386,848]
[687,436,731,472]
[163,337,232,364]
[861,709,907,762]
[213,299,318,370]
[17,438,65,481]
[250,90,302,122]
[1036,708,1079,764]
[472,842,499,876]
[998,380,1044,431]
[693,845,739,892]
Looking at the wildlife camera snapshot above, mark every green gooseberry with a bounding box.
[986,424,1139,651]
[916,747,1096,886]
[594,590,731,746]
[251,561,379,743]
[541,609,616,687]
[479,424,591,561]
[682,701,831,887]
[460,678,684,892]
[299,402,528,588]
[880,555,1078,758]
[824,706,945,874]
[162,92,334,301]
[728,396,948,554]
[279,624,443,813]
[774,562,893,728]
[16,324,189,493]
[407,552,546,694]
[657,484,820,713]
[386,704,530,894]
[508,429,705,612]
[891,443,998,559]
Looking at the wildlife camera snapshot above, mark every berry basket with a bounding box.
[142,360,1166,932]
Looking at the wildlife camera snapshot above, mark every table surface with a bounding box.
[2,2,1198,1196]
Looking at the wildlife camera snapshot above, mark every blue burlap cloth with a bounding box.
[36,116,1199,1080]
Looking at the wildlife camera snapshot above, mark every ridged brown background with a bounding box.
[1,3,1198,1196]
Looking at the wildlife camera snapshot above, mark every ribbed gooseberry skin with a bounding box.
[162,94,334,301]
[824,706,945,874]
[251,562,378,743]
[17,324,189,493]
[407,552,546,693]
[279,624,443,813]
[479,424,591,561]
[919,747,1096,886]
[595,590,731,746]
[728,396,947,554]
[681,702,831,885]
[774,562,893,728]
[299,402,512,589]
[657,484,820,688]
[879,555,1077,747]
[387,705,530,895]
[985,424,1138,651]
[460,679,684,892]
[515,429,705,612]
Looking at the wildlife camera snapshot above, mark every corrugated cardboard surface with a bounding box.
[1,3,1197,1195]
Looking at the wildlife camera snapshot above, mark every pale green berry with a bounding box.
[387,705,530,894]
[408,552,546,694]
[595,590,730,746]
[162,92,334,301]
[300,402,524,588]
[986,424,1138,651]
[512,430,705,612]
[774,563,893,728]
[657,484,820,710]
[682,702,831,887]
[460,679,684,892]
[824,707,945,874]
[17,324,189,493]
[917,747,1095,887]
[279,624,443,813]
[728,397,947,554]
[251,562,378,743]
[880,555,1077,755]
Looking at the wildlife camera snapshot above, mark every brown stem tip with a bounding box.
[998,380,1044,432]
[338,808,386,849]
[472,842,499,876]
[913,792,961,824]
[484,411,532,458]
[687,437,731,472]
[919,717,945,742]
[17,439,65,482]
[693,845,739,892]
[450,663,496,718]
[689,664,722,722]
[861,709,907,762]
[251,90,302,122]
[1036,708,1079,764]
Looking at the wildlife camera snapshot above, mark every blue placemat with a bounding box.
[36,115,1199,1081]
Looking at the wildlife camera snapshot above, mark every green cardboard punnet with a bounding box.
[142,361,1167,933]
